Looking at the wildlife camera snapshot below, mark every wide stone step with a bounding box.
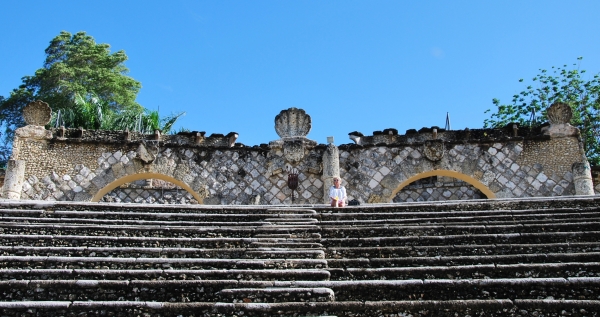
[0,280,336,302]
[0,234,321,248]
[328,262,600,280]
[319,208,599,220]
[318,222,599,238]
[266,209,317,215]
[0,299,598,317]
[1,278,599,302]
[245,250,325,259]
[254,233,321,239]
[321,231,600,247]
[0,223,321,238]
[325,242,600,258]
[327,252,600,267]
[0,268,331,281]
[218,287,335,303]
[319,215,600,227]
[0,246,324,259]
[288,277,600,301]
[250,242,323,248]
[0,216,273,227]
[0,209,314,220]
[0,256,328,270]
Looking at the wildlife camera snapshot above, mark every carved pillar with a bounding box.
[2,160,26,200]
[572,161,594,196]
[322,143,340,204]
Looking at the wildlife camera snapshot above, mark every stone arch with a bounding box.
[389,169,496,202]
[91,173,204,203]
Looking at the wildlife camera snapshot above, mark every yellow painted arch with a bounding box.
[389,169,496,202]
[91,173,203,203]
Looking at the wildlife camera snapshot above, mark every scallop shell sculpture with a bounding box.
[547,102,572,125]
[23,100,52,126]
[274,108,311,138]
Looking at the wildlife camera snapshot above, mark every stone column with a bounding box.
[322,142,340,203]
[2,160,26,200]
[572,161,594,196]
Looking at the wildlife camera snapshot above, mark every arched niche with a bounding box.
[91,172,203,203]
[389,169,496,202]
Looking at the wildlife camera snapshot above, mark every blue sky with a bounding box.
[2,1,599,146]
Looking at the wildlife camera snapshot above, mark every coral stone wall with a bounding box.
[3,112,589,205]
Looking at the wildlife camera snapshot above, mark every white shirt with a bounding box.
[329,185,347,202]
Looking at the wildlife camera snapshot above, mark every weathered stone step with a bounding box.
[0,277,598,302]
[319,215,600,227]
[287,277,600,301]
[245,250,325,259]
[266,209,317,215]
[321,231,600,247]
[325,242,600,258]
[254,233,321,239]
[319,208,599,220]
[0,280,336,302]
[328,262,600,280]
[0,246,325,259]
[0,256,328,270]
[326,252,600,267]
[0,268,331,281]
[0,234,320,248]
[250,242,323,248]
[218,287,335,303]
[0,223,321,238]
[0,216,274,227]
[318,222,599,238]
[0,299,598,317]
[263,217,318,222]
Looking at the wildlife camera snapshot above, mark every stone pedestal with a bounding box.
[2,160,26,200]
[572,161,594,196]
[322,143,340,203]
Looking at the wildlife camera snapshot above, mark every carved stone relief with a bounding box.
[283,140,305,164]
[23,100,52,126]
[275,108,311,138]
[423,140,445,162]
[547,102,572,125]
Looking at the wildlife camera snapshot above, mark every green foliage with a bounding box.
[107,108,185,134]
[484,57,600,165]
[0,31,186,166]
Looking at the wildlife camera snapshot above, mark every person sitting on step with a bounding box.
[329,177,347,207]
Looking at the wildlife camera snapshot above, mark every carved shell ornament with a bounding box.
[23,100,52,126]
[546,102,573,125]
[423,140,445,162]
[283,140,305,164]
[275,108,312,138]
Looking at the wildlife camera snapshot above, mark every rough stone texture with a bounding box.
[0,196,600,316]
[393,177,483,202]
[1,160,25,199]
[322,143,340,203]
[339,138,579,203]
[274,107,311,138]
[6,106,590,205]
[573,161,595,195]
[22,100,52,126]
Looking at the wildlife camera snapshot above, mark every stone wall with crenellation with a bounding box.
[2,105,593,205]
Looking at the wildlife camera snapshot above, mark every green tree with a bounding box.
[484,57,600,165]
[0,31,142,148]
[0,31,185,166]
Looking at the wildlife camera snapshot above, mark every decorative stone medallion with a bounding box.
[423,140,445,162]
[23,100,52,126]
[283,140,305,164]
[275,108,311,138]
[547,102,572,125]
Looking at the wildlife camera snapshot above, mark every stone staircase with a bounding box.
[0,197,599,316]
